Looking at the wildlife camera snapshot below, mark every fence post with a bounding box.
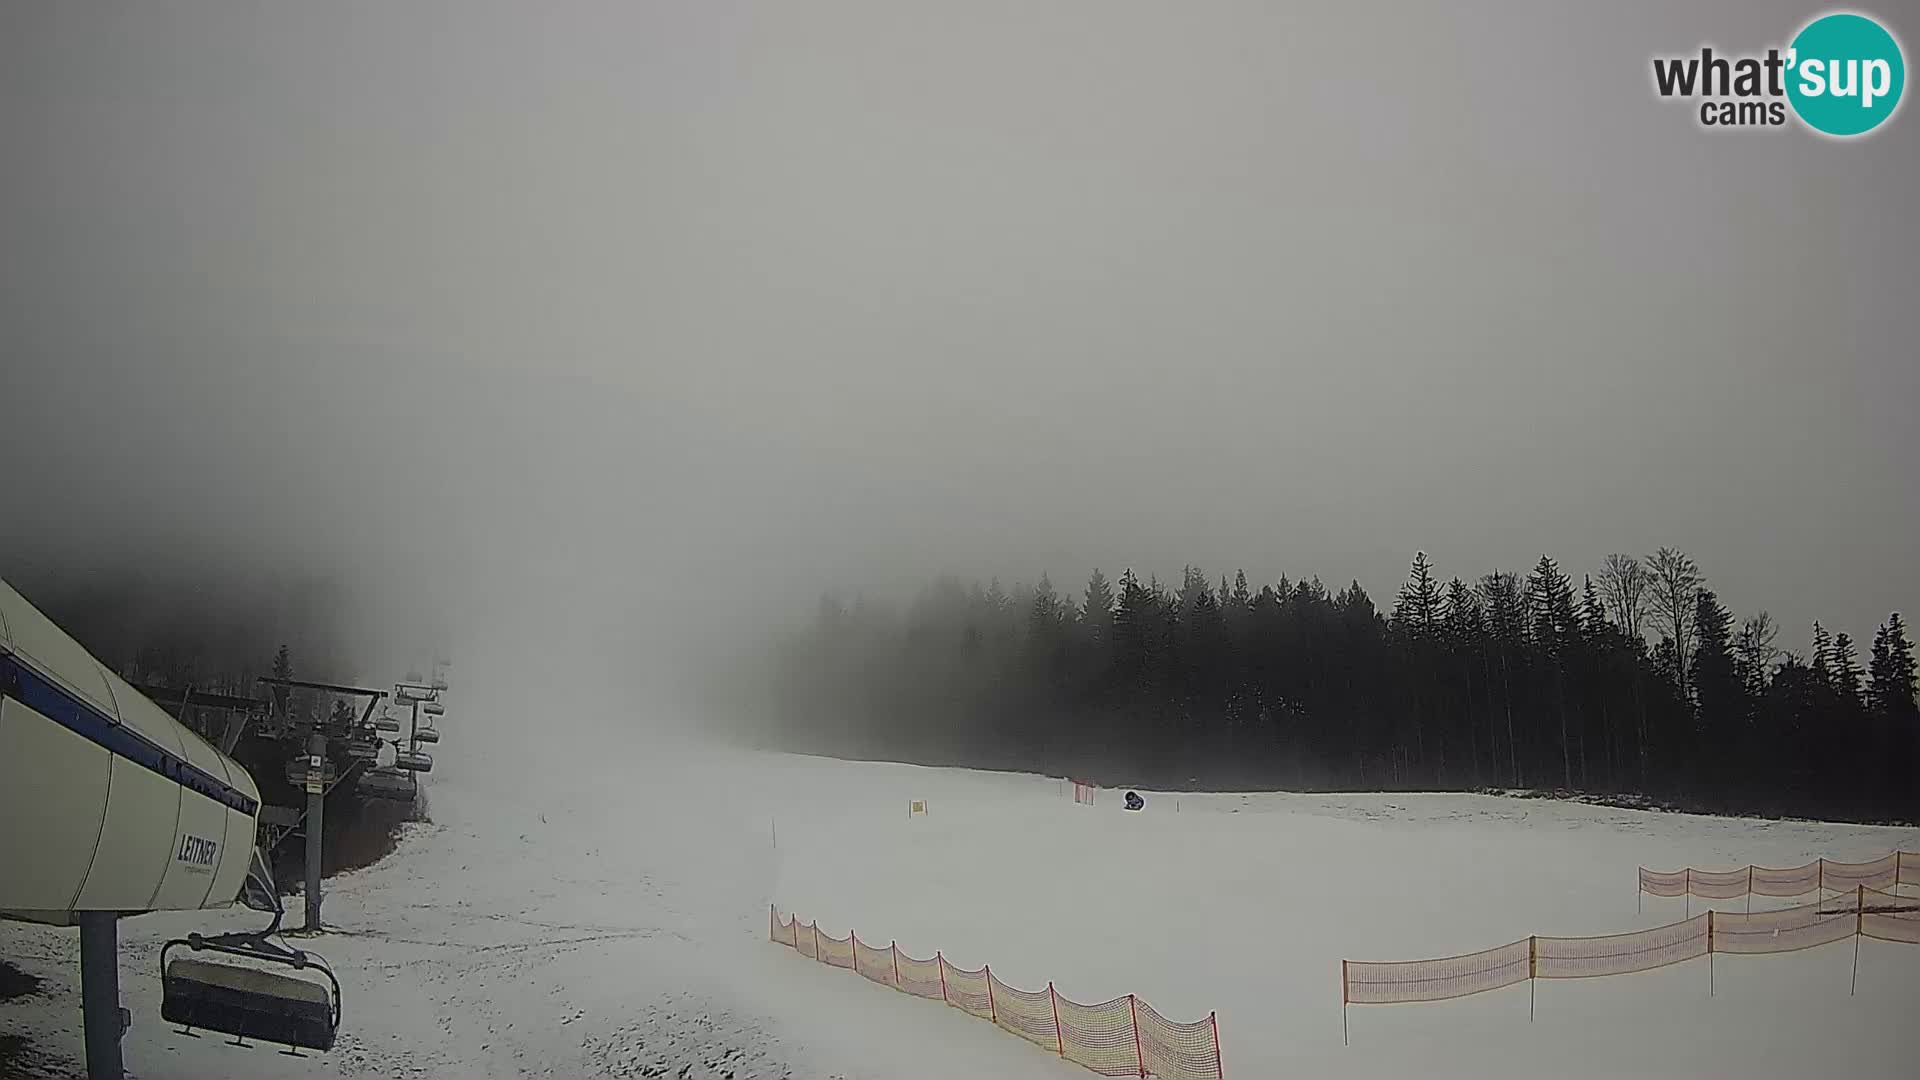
[1818,858,1825,894]
[1707,910,1714,997]
[1049,982,1064,1056]
[790,915,799,948]
[1528,936,1537,1020]
[892,941,900,988]
[1684,868,1691,919]
[1210,1012,1223,1080]
[985,965,997,1023]
[937,952,948,1003]
[1637,870,1642,915]
[813,922,821,962]
[1129,993,1145,1079]
[1852,884,1863,996]
[1341,960,1350,1046]
[1747,865,1754,915]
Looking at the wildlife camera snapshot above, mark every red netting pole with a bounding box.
[1210,1012,1223,1079]
[938,952,948,1003]
[1128,994,1145,1079]
[1852,884,1864,996]
[1528,936,1537,1021]
[1341,960,1349,1046]
[812,922,821,962]
[892,941,900,988]
[1747,865,1754,914]
[985,964,997,1023]
[1049,982,1063,1055]
[791,915,799,948]
[1707,911,1715,997]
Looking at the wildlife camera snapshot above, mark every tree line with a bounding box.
[757,549,1918,823]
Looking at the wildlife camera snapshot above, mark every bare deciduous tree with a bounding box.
[1597,553,1649,643]
[1735,611,1780,693]
[1646,547,1702,686]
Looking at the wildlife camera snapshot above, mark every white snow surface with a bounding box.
[4,725,1918,1079]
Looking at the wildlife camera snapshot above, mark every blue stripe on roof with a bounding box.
[1,653,259,817]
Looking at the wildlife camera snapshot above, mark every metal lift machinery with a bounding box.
[0,577,344,1078]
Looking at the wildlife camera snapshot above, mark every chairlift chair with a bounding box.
[344,737,380,760]
[161,849,341,1054]
[423,702,445,716]
[411,726,440,745]
[357,766,418,801]
[393,749,433,773]
[372,715,402,734]
[430,677,448,690]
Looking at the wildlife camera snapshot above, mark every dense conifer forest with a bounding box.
[759,550,1918,823]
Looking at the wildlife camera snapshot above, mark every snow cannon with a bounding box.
[1124,791,1145,811]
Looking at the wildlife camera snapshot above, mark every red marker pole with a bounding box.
[1210,1012,1223,1080]
[1050,983,1064,1056]
[1128,994,1145,1078]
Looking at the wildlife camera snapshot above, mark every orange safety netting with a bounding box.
[1713,897,1855,954]
[1344,882,1920,1011]
[1535,915,1709,978]
[853,934,895,987]
[1753,862,1822,897]
[1136,998,1221,1080]
[1860,887,1920,945]
[770,908,1222,1079]
[1639,850,1916,901]
[1822,854,1901,892]
[1637,867,1688,898]
[988,971,1060,1050]
[816,926,854,970]
[1344,939,1532,1004]
[1058,994,1145,1077]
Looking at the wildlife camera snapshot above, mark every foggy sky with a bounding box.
[3,1,1916,700]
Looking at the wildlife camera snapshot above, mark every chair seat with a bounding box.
[162,958,336,1050]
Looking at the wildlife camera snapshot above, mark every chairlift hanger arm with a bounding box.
[257,677,388,700]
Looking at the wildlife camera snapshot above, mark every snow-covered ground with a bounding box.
[4,721,1917,1079]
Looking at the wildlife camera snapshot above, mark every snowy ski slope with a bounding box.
[3,721,1916,1078]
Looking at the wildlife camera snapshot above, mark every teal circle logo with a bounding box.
[1787,13,1905,136]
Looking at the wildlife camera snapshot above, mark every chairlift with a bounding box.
[357,766,417,801]
[394,750,433,773]
[344,738,380,760]
[372,716,402,734]
[430,677,448,690]
[411,727,440,745]
[161,848,341,1054]
[422,702,445,716]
